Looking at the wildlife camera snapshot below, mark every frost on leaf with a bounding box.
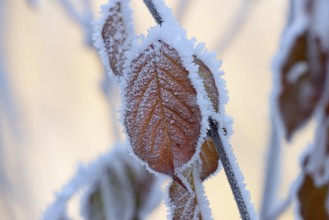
[169,168,200,220]
[168,139,218,220]
[124,40,202,176]
[193,56,219,112]
[100,0,132,76]
[298,173,329,220]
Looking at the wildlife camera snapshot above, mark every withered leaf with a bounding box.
[169,139,218,220]
[193,56,219,112]
[298,173,329,220]
[101,0,132,76]
[278,30,328,140]
[124,40,202,176]
[169,167,202,220]
[199,137,220,181]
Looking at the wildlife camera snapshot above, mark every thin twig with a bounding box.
[260,119,281,220]
[143,0,163,25]
[209,119,251,220]
[267,194,293,220]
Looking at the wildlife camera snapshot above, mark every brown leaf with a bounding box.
[193,56,219,112]
[102,1,131,76]
[168,139,218,219]
[278,30,327,140]
[298,173,329,220]
[124,40,202,176]
[199,137,219,181]
[169,167,202,220]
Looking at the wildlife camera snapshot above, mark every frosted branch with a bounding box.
[58,0,94,46]
[260,120,281,219]
[143,0,163,25]
[209,118,252,220]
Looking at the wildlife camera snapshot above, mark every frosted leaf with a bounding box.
[94,0,134,78]
[193,56,219,113]
[124,40,202,176]
[83,185,106,220]
[199,137,220,181]
[276,31,327,140]
[274,0,328,140]
[43,144,161,220]
[168,164,212,220]
[167,137,218,220]
[297,172,329,220]
[81,146,160,220]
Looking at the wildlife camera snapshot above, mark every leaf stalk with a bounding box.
[209,118,251,220]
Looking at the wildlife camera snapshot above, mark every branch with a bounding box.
[143,0,163,25]
[209,119,252,220]
[214,0,258,55]
[260,119,281,219]
[57,0,94,47]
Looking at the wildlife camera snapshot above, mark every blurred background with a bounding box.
[0,0,314,219]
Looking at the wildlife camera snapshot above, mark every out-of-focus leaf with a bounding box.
[124,40,202,176]
[193,56,219,112]
[278,30,327,140]
[101,0,132,76]
[298,173,329,220]
[84,185,106,220]
[82,147,160,220]
[199,137,219,181]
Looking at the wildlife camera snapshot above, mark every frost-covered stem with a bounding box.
[260,119,281,220]
[143,0,163,25]
[267,194,293,220]
[209,118,251,220]
[58,0,94,47]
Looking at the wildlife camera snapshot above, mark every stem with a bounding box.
[143,0,163,25]
[209,118,251,220]
[260,119,281,220]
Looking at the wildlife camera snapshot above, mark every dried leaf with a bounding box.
[168,138,217,220]
[169,167,202,220]
[193,56,219,112]
[278,30,327,140]
[101,1,131,76]
[199,137,219,181]
[298,173,329,220]
[124,40,202,176]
